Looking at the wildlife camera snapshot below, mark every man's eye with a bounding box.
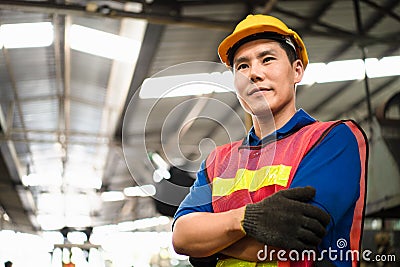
[263,57,274,63]
[236,64,248,70]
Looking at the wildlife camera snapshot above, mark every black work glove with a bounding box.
[242,186,330,250]
[189,254,218,267]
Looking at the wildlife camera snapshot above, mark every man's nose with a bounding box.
[249,67,264,83]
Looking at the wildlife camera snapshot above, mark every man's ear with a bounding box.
[293,59,304,84]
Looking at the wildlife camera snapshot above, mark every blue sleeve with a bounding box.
[173,160,213,225]
[290,123,361,229]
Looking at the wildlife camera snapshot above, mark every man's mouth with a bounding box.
[248,86,273,95]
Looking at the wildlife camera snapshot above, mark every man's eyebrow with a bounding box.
[233,48,278,66]
[257,49,277,59]
[233,56,248,66]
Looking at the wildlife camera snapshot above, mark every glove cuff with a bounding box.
[242,204,264,237]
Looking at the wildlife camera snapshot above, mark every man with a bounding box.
[172,14,368,267]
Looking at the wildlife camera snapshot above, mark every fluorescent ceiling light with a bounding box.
[139,71,235,99]
[22,172,62,187]
[64,165,102,189]
[67,231,87,245]
[124,184,156,197]
[365,56,400,78]
[318,59,365,83]
[149,152,169,170]
[64,194,93,215]
[69,24,143,62]
[299,63,326,85]
[71,247,86,265]
[116,221,135,232]
[42,231,64,246]
[37,214,65,231]
[153,168,171,183]
[62,248,70,264]
[125,2,143,13]
[300,59,365,85]
[101,191,125,202]
[37,192,94,230]
[131,216,170,230]
[52,248,63,266]
[65,215,92,228]
[93,224,118,234]
[300,56,400,85]
[0,22,53,48]
[88,248,104,267]
[37,193,64,214]
[117,216,170,231]
[3,213,10,222]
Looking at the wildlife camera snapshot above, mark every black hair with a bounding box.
[227,32,298,67]
[278,41,298,64]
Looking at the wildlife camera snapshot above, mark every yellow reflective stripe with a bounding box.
[216,258,277,267]
[212,165,292,197]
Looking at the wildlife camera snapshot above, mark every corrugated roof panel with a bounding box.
[0,62,14,119]
[7,47,56,82]
[319,1,358,33]
[302,36,345,62]
[70,51,110,106]
[16,80,58,99]
[72,15,121,34]
[272,1,318,28]
[69,100,103,134]
[12,103,23,128]
[370,13,400,36]
[149,25,228,75]
[20,99,59,130]
[26,131,58,143]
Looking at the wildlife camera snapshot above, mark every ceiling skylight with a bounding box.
[101,191,125,202]
[139,71,235,99]
[300,56,400,85]
[365,56,400,78]
[317,59,366,83]
[0,22,54,48]
[124,184,156,197]
[0,22,53,48]
[69,23,145,62]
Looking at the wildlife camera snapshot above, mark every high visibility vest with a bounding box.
[205,120,367,267]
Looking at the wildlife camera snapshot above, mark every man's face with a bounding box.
[232,39,303,118]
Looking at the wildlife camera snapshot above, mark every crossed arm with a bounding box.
[172,186,330,262]
[172,207,266,261]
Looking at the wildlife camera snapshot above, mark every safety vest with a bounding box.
[205,120,367,267]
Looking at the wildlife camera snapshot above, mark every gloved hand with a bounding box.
[242,186,330,250]
[189,254,218,267]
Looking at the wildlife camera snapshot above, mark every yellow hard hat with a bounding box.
[218,14,308,69]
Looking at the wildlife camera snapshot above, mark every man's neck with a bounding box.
[253,108,296,139]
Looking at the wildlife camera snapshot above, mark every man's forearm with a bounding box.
[221,236,280,262]
[220,236,264,261]
[172,208,246,257]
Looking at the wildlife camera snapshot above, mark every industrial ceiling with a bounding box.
[0,0,399,234]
